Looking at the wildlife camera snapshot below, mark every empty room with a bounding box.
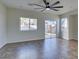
[0,0,78,59]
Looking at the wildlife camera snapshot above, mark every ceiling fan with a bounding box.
[28,0,63,12]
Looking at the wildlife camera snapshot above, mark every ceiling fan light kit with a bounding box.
[28,0,63,12]
[46,8,50,10]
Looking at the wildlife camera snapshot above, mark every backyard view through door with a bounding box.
[45,20,57,39]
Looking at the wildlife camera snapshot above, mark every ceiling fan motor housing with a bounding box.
[46,6,50,8]
[46,2,49,5]
[46,2,50,8]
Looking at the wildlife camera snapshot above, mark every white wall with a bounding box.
[74,15,78,40]
[7,8,45,43]
[0,3,7,48]
[7,8,59,43]
[68,15,78,40]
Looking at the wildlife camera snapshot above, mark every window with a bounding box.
[61,17,69,39]
[20,17,37,31]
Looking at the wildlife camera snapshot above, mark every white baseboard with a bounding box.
[0,42,7,49]
[7,38,44,44]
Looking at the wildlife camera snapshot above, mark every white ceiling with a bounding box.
[0,0,78,15]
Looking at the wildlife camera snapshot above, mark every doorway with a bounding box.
[45,20,57,39]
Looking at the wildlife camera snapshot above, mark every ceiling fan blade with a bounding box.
[52,6,63,8]
[43,0,47,5]
[28,3,44,7]
[41,8,46,12]
[50,8,59,11]
[50,1,60,6]
[34,8,43,9]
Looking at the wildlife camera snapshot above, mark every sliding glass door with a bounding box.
[45,20,57,39]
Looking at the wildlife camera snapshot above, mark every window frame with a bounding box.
[20,17,37,31]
